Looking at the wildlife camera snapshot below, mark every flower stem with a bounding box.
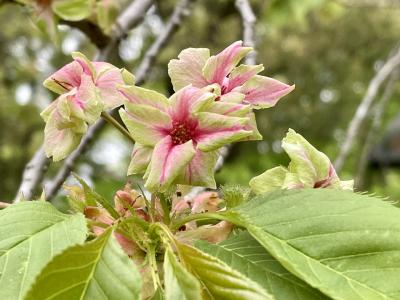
[171,212,238,231]
[101,111,135,143]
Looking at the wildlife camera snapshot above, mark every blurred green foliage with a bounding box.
[1,0,400,201]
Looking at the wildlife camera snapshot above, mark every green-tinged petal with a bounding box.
[340,180,354,190]
[72,52,96,77]
[145,137,196,192]
[175,150,218,188]
[40,100,58,122]
[227,64,264,92]
[205,101,250,117]
[119,105,170,146]
[219,91,245,104]
[43,61,82,94]
[168,48,210,91]
[96,0,119,33]
[44,111,84,161]
[196,112,252,151]
[202,41,252,85]
[119,85,169,112]
[282,172,304,189]
[244,112,263,140]
[75,74,103,124]
[283,129,332,187]
[127,144,153,175]
[52,0,92,21]
[238,75,295,109]
[121,68,136,85]
[169,86,215,119]
[249,166,288,195]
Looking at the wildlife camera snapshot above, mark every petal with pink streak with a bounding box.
[119,104,170,146]
[169,86,215,122]
[196,112,252,151]
[127,143,153,175]
[168,48,210,91]
[119,85,169,112]
[43,61,82,94]
[237,75,295,109]
[176,150,218,188]
[94,63,125,109]
[226,64,264,92]
[202,41,252,85]
[145,136,196,192]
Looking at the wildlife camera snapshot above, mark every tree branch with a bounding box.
[14,0,155,203]
[334,45,400,173]
[355,70,399,190]
[44,0,196,201]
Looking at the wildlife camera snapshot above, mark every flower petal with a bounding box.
[119,105,170,146]
[196,112,252,151]
[238,75,295,109]
[169,86,215,121]
[202,41,252,85]
[249,166,288,195]
[72,51,96,77]
[168,48,210,91]
[127,143,153,175]
[282,129,332,187]
[227,64,264,92]
[118,85,169,112]
[43,61,82,94]
[44,110,84,161]
[145,136,196,192]
[219,91,245,104]
[93,62,125,109]
[74,74,103,124]
[243,112,263,140]
[175,150,218,188]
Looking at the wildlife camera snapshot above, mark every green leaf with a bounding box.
[52,0,92,21]
[164,248,201,300]
[231,189,400,300]
[25,228,141,300]
[178,243,272,300]
[0,201,87,300]
[96,0,119,34]
[196,232,328,300]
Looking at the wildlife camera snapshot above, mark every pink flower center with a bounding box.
[170,121,195,145]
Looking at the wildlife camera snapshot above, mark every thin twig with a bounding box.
[44,0,196,201]
[334,45,400,173]
[355,71,399,190]
[14,0,155,203]
[101,112,135,143]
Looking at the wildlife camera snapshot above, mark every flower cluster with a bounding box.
[42,41,295,191]
[249,129,354,194]
[42,52,134,161]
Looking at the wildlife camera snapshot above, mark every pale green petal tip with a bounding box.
[249,166,288,195]
[121,68,135,85]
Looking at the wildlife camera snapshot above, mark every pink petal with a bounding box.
[145,136,196,192]
[168,48,210,91]
[43,61,83,94]
[202,41,252,85]
[94,63,124,109]
[237,75,295,109]
[226,64,264,92]
[119,85,169,112]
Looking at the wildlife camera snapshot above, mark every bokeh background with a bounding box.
[1,0,400,203]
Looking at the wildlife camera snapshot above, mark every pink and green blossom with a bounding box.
[119,85,253,192]
[168,41,295,110]
[42,52,134,161]
[249,129,354,194]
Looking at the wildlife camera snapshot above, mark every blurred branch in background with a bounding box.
[355,70,399,190]
[334,44,400,173]
[44,0,196,201]
[14,0,156,203]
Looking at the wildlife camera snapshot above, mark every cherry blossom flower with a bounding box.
[41,52,134,161]
[119,85,253,192]
[249,129,354,194]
